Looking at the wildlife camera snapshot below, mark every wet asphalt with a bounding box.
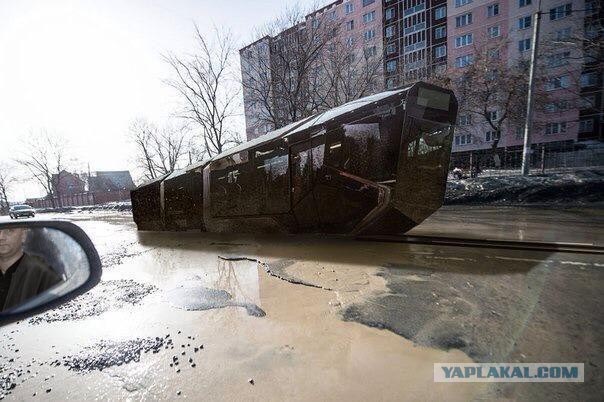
[0,206,602,401]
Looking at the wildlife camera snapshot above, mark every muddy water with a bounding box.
[410,205,604,245]
[0,225,488,401]
[1,209,601,400]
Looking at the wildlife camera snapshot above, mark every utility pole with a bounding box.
[521,0,542,176]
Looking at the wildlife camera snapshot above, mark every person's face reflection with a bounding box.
[0,228,27,258]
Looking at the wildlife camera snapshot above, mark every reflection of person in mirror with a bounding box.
[0,228,61,312]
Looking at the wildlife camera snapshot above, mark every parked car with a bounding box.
[9,204,36,219]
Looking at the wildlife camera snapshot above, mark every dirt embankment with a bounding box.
[445,170,604,205]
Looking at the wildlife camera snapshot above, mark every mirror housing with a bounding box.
[0,220,102,325]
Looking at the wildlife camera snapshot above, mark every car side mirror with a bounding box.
[0,220,102,325]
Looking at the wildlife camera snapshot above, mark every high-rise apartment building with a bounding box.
[240,36,273,140]
[448,0,602,167]
[240,0,384,141]
[383,0,449,88]
[241,0,602,160]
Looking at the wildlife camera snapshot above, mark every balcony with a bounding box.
[404,41,426,54]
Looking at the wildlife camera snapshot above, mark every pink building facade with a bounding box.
[241,0,602,164]
[240,0,384,141]
[447,0,599,168]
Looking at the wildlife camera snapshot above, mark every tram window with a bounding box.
[325,127,344,168]
[417,88,450,111]
[328,141,342,159]
[253,143,289,214]
[341,122,382,177]
[211,151,248,170]
[405,119,452,157]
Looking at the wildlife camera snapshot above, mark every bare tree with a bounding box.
[130,119,158,181]
[450,37,550,167]
[540,7,603,115]
[240,3,385,135]
[0,162,16,214]
[164,25,241,157]
[129,119,191,181]
[310,28,384,110]
[15,131,70,208]
[240,4,337,131]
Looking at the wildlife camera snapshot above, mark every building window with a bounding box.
[579,119,594,133]
[455,0,472,7]
[363,11,376,23]
[485,131,500,142]
[455,134,472,145]
[346,20,354,30]
[546,51,570,67]
[519,0,531,7]
[435,45,447,58]
[385,25,395,38]
[386,77,396,88]
[487,110,499,121]
[345,2,354,14]
[585,0,598,15]
[544,100,569,112]
[364,45,377,57]
[545,75,570,91]
[555,27,571,40]
[488,48,500,59]
[488,26,500,38]
[346,36,355,46]
[455,33,473,48]
[455,54,474,67]
[456,13,473,27]
[458,114,472,126]
[486,69,498,80]
[580,95,596,109]
[518,16,531,29]
[435,6,447,19]
[580,72,598,87]
[386,43,396,54]
[518,38,531,52]
[545,122,567,135]
[487,3,499,17]
[362,0,375,6]
[364,28,375,41]
[550,4,572,21]
[386,60,397,72]
[585,25,599,39]
[329,10,337,20]
[435,26,446,39]
[386,7,395,20]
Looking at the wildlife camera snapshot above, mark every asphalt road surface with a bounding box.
[1,205,602,401]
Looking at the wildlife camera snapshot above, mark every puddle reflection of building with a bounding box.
[214,257,261,307]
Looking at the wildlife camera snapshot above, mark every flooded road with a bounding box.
[0,206,602,401]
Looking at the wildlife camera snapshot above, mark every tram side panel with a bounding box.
[310,103,406,234]
[390,84,458,229]
[131,178,164,231]
[202,146,294,234]
[163,169,205,230]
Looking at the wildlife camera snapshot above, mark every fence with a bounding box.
[450,145,604,177]
[26,190,131,209]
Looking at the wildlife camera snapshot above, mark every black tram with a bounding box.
[131,81,458,235]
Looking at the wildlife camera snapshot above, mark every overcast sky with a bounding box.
[0,0,308,201]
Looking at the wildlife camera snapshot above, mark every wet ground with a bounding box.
[0,206,602,401]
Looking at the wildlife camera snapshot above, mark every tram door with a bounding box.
[289,136,324,230]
